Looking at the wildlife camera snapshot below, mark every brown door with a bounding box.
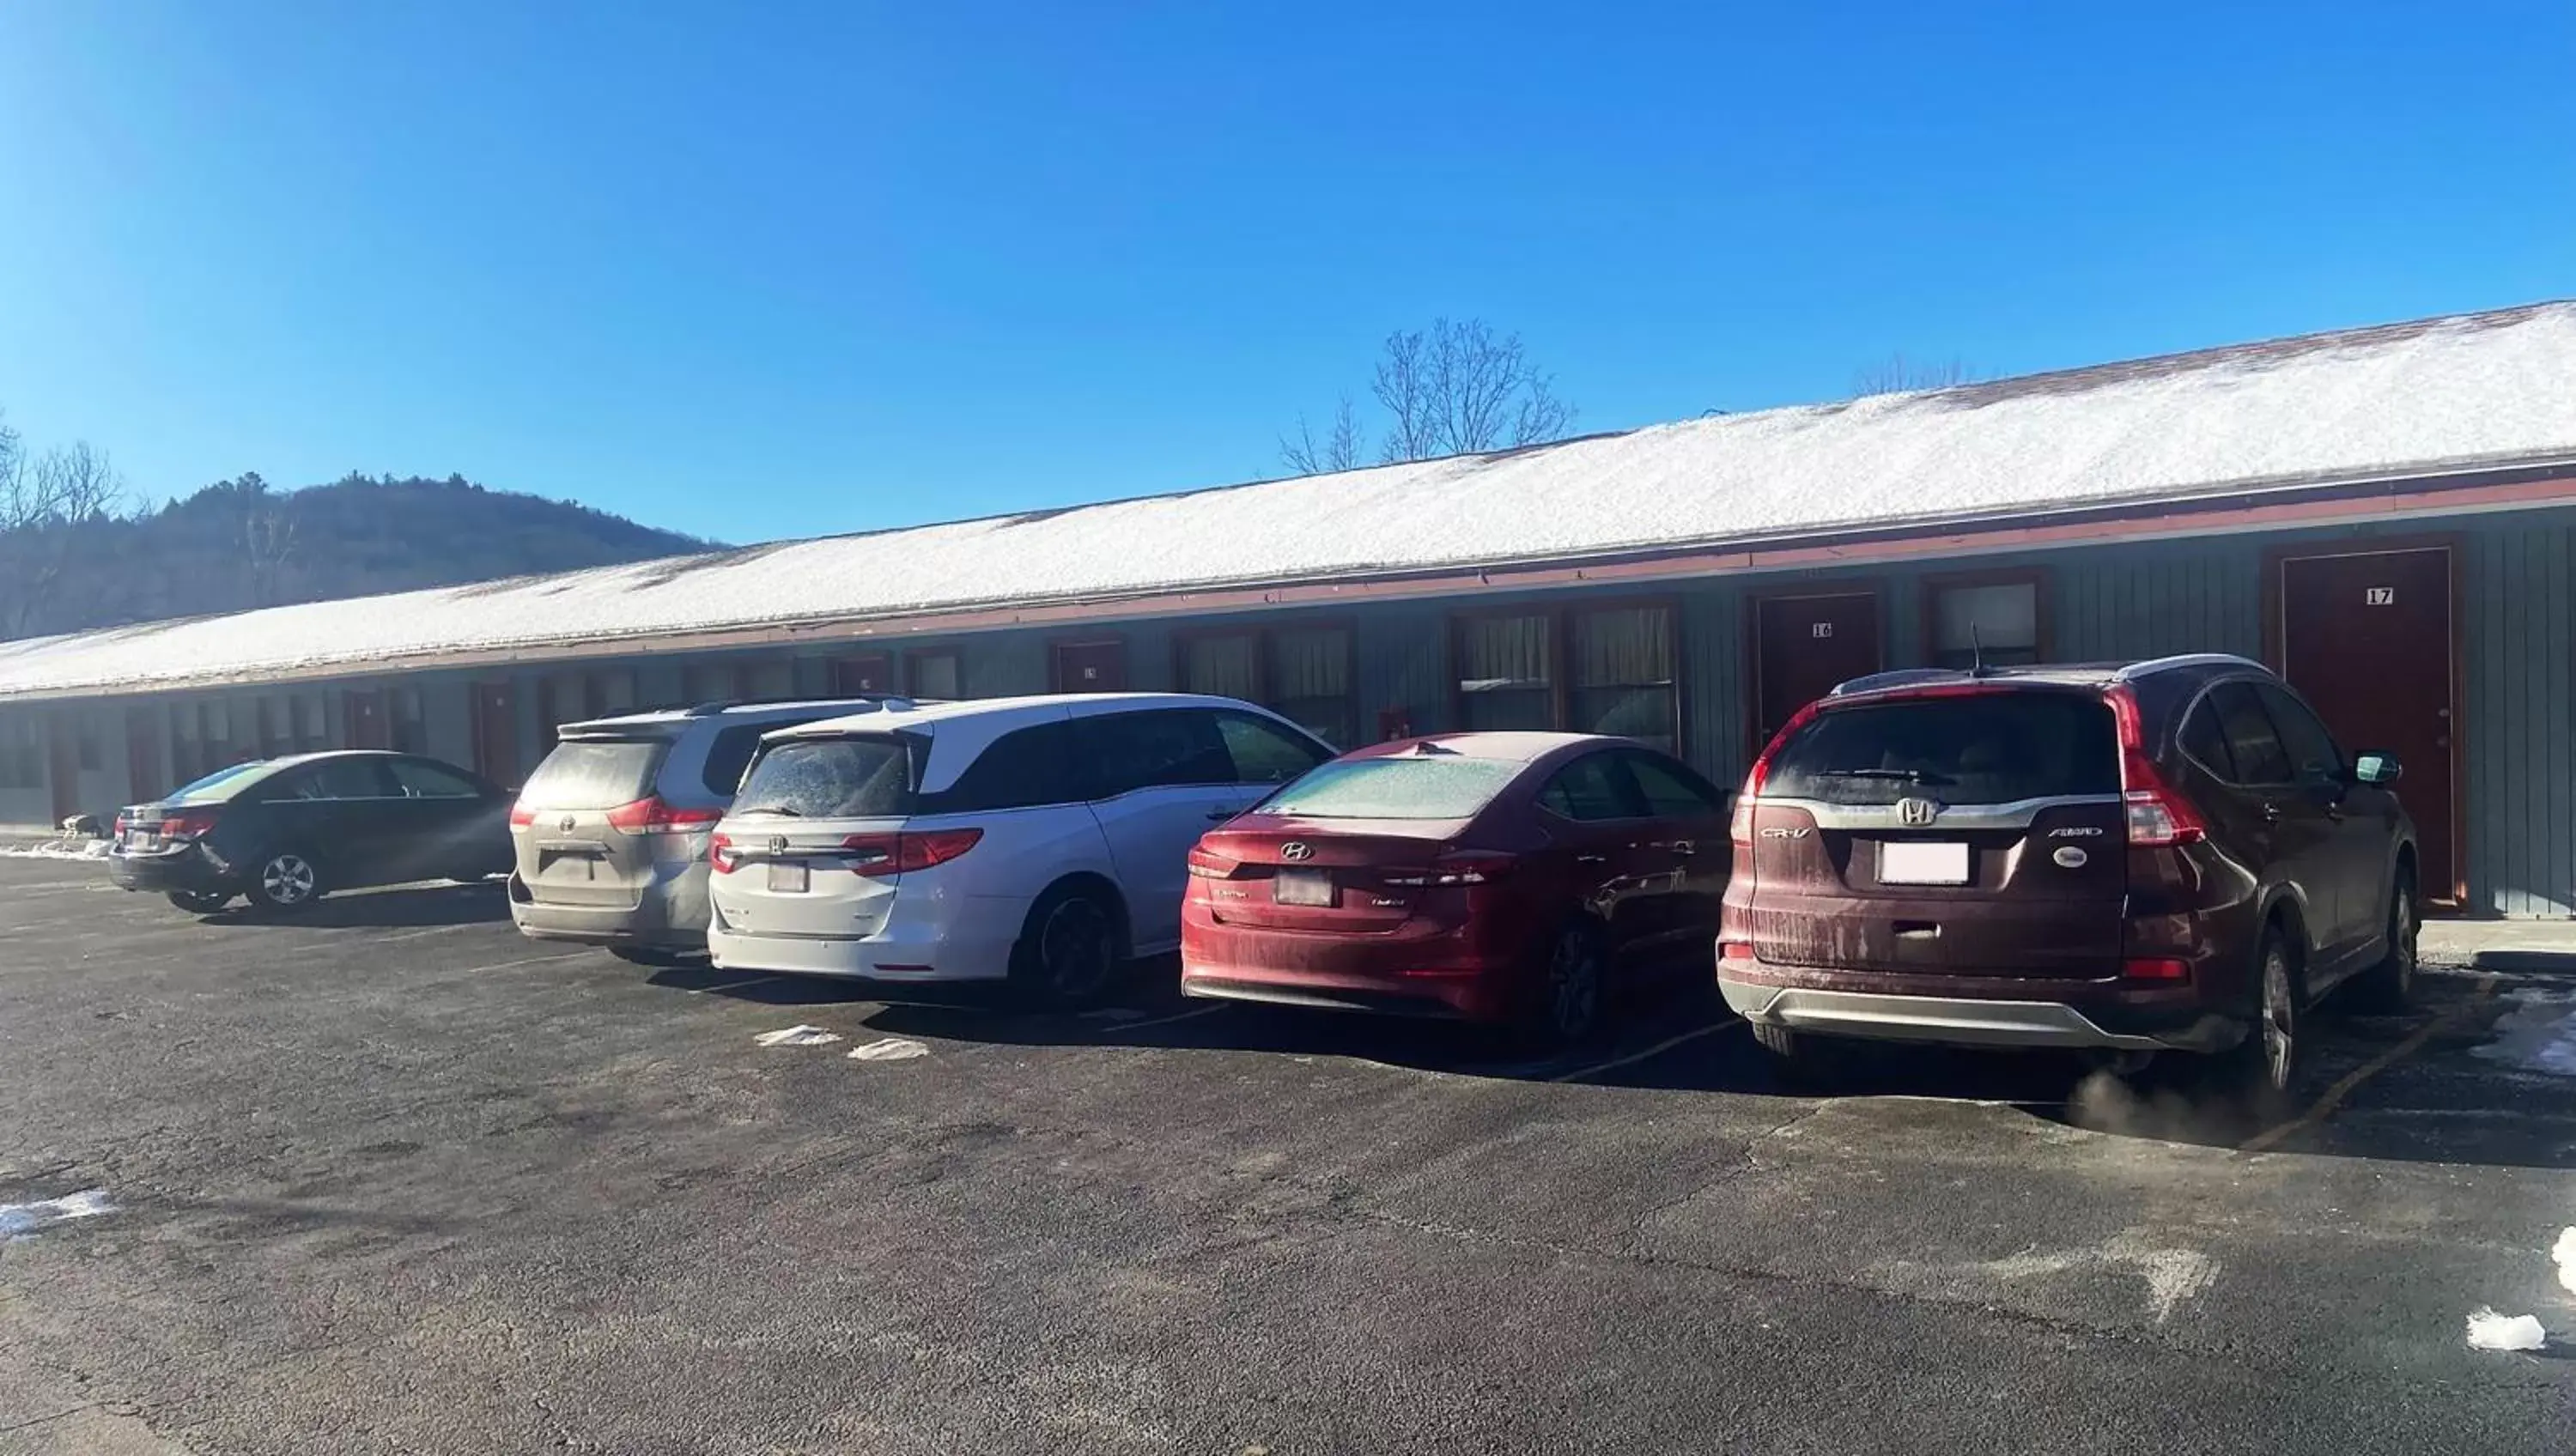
[1751,591,1882,750]
[125,707,165,803]
[345,689,390,750]
[834,652,894,695]
[46,715,81,826]
[2278,545,2458,901]
[473,681,521,788]
[1052,639,1127,693]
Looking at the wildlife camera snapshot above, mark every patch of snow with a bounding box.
[0,840,110,861]
[751,1024,841,1048]
[0,1188,116,1238]
[847,1037,931,1062]
[2555,1227,2576,1298]
[2470,992,2576,1077]
[2466,1307,2548,1352]
[4,304,2576,698]
[1963,1229,2219,1325]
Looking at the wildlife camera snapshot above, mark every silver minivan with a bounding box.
[507,697,909,962]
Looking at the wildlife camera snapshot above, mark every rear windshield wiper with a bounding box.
[1817,767,1956,786]
[732,804,805,817]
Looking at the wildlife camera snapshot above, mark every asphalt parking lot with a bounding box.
[3,857,2574,1454]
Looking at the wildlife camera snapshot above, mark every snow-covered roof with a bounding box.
[6,300,2575,701]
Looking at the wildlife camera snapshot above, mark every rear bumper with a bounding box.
[1179,913,1523,1022]
[1182,966,1511,1021]
[1717,968,2241,1054]
[108,846,231,895]
[508,866,710,951]
[704,893,1019,981]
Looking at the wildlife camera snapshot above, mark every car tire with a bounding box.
[1010,883,1125,1011]
[166,889,231,914]
[246,850,325,914]
[1524,919,1609,1048]
[2347,869,2418,1013]
[2214,929,2302,1100]
[1749,1020,1839,1083]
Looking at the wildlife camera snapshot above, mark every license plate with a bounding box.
[767,862,811,894]
[1880,841,1970,885]
[1272,870,1334,907]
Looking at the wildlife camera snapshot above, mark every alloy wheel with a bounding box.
[2261,944,2295,1091]
[261,853,318,907]
[1040,897,1115,999]
[1547,927,1602,1040]
[2389,891,2418,998]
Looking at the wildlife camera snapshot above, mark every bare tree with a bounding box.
[1278,318,1577,476]
[1279,395,1367,477]
[0,434,126,637]
[242,482,299,609]
[1851,353,1984,397]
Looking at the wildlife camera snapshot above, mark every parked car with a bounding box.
[705,693,1334,1004]
[108,751,514,913]
[1716,654,2418,1092]
[1178,733,1732,1042]
[507,697,913,962]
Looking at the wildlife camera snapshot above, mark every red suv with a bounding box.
[1717,654,2418,1092]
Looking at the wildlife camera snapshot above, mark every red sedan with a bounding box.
[1179,732,1733,1042]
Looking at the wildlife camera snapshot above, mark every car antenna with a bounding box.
[1969,622,1990,678]
[1412,739,1461,755]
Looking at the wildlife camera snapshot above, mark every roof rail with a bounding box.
[1829,668,1964,697]
[2110,653,2269,682]
[679,693,908,718]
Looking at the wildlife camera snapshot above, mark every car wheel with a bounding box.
[1748,1020,1840,1083]
[1011,883,1124,1010]
[1528,919,1608,1046]
[247,851,325,914]
[2215,930,2302,1098]
[165,889,231,914]
[2348,870,2418,1013]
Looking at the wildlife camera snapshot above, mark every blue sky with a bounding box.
[3,2,2570,546]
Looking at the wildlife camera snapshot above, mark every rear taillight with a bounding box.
[160,809,218,840]
[112,812,131,837]
[839,828,982,877]
[1735,699,1825,850]
[1718,939,1757,963]
[1382,852,1516,888]
[2105,685,2207,849]
[605,797,725,834]
[2122,956,2191,982]
[1186,846,1238,880]
[709,832,739,874]
[507,804,538,828]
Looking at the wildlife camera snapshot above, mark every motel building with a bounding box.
[3,300,2573,917]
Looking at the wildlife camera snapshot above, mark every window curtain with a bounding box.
[1460,614,1553,731]
[1931,582,2039,668]
[1182,634,1259,700]
[1571,605,1677,752]
[1267,627,1354,747]
[912,652,963,700]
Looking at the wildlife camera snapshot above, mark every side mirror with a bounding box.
[2354,752,2403,786]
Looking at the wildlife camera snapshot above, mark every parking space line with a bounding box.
[1114,1005,1223,1034]
[369,924,479,944]
[2238,974,2498,1156]
[694,974,787,997]
[464,951,597,974]
[1546,1020,1740,1083]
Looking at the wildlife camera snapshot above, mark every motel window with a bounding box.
[1927,574,2044,670]
[1456,613,1554,732]
[538,675,589,738]
[170,704,202,783]
[1455,603,1680,749]
[1570,605,1678,754]
[683,662,744,706]
[744,658,796,701]
[258,697,290,757]
[0,715,37,787]
[295,695,328,753]
[1177,625,1359,749]
[591,669,639,717]
[910,650,963,701]
[390,688,428,755]
[75,714,102,772]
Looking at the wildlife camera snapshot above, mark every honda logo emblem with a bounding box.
[1896,798,1941,828]
[768,835,789,855]
[1279,842,1315,862]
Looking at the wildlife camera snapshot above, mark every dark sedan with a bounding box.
[108,751,515,913]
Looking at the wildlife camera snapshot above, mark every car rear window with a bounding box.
[519,739,668,810]
[1763,692,2119,806]
[1261,756,1522,820]
[731,735,916,820]
[167,761,270,804]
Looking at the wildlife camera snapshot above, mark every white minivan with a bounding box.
[705,693,1335,1004]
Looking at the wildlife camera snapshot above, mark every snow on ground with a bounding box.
[2470,991,2576,1077]
[0,1188,115,1239]
[2466,1307,2548,1351]
[751,1025,841,1048]
[0,839,110,862]
[3,303,2575,699]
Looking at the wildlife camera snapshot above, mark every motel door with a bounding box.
[472,680,521,788]
[125,707,166,804]
[345,689,391,750]
[834,652,895,695]
[2278,546,2458,902]
[1052,640,1128,694]
[1753,591,1883,751]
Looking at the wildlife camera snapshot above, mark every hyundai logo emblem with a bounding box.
[1896,797,1941,828]
[1279,842,1315,862]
